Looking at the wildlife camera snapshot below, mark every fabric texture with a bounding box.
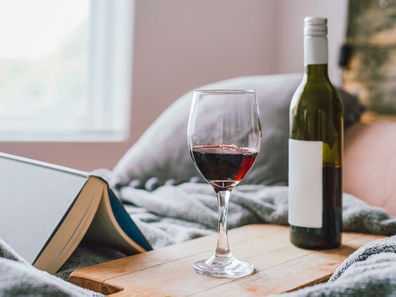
[0,237,102,297]
[278,236,396,297]
[116,183,396,248]
[111,74,364,188]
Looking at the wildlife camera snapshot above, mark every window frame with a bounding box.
[0,0,134,142]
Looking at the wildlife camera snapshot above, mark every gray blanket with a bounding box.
[278,236,396,297]
[0,238,101,296]
[1,183,396,296]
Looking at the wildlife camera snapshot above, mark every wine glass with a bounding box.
[187,89,262,278]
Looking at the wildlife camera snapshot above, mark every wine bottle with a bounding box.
[288,17,343,249]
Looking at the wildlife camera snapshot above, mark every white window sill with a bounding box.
[0,130,129,142]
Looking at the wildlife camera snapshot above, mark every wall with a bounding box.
[274,0,348,85]
[0,0,347,170]
[131,0,277,146]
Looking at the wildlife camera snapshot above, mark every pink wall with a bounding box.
[0,0,347,171]
[274,0,348,85]
[131,0,277,149]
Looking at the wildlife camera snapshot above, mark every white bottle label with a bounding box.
[288,139,323,228]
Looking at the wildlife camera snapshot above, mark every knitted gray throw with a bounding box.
[278,236,396,297]
[1,183,396,296]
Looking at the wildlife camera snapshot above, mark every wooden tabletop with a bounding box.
[69,225,383,296]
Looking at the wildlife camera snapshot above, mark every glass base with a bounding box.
[193,254,254,278]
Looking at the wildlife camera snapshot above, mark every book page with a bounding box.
[84,188,150,254]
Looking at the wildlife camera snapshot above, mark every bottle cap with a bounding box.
[304,17,327,37]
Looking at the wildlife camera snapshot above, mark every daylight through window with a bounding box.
[0,0,133,141]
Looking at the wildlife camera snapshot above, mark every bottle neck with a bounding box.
[304,36,328,79]
[305,64,329,79]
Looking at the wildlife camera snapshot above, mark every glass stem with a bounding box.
[215,190,231,257]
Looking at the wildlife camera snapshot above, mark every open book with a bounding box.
[0,153,152,274]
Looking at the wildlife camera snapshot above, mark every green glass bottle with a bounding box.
[289,17,343,249]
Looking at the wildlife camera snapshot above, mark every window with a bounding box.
[0,0,133,141]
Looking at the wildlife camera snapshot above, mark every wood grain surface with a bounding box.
[70,225,383,296]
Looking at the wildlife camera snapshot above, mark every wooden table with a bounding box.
[69,225,383,296]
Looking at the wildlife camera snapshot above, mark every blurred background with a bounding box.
[0,0,351,170]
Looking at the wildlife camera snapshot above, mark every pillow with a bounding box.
[112,74,364,188]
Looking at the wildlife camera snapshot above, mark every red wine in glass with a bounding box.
[187,89,261,278]
[191,145,258,192]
